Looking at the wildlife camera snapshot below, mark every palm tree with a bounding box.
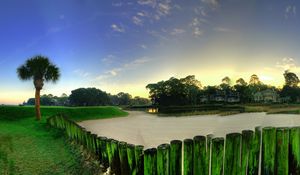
[17,55,60,120]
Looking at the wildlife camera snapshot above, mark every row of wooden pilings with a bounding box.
[47,114,300,175]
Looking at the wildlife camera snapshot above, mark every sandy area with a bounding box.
[79,111,300,149]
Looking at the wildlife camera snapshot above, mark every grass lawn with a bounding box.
[0,106,127,175]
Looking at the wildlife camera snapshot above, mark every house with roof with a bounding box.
[253,89,279,103]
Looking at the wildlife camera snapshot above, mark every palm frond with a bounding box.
[26,55,51,79]
[45,65,60,82]
[17,55,60,83]
[17,65,32,80]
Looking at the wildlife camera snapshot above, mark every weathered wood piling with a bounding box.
[47,115,300,175]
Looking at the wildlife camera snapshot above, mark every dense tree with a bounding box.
[236,78,247,86]
[69,88,110,106]
[146,75,201,106]
[280,85,300,103]
[284,70,299,87]
[222,76,231,85]
[17,55,60,120]
[130,96,151,106]
[25,93,69,106]
[249,74,261,85]
[117,92,132,106]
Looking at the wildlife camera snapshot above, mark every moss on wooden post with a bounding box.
[248,126,261,175]
[262,127,276,175]
[99,136,109,167]
[224,133,241,175]
[135,145,144,175]
[289,127,300,174]
[241,130,254,175]
[110,139,121,174]
[106,138,113,168]
[119,141,130,175]
[127,144,136,175]
[91,134,97,154]
[157,143,170,175]
[183,139,193,175]
[211,137,224,175]
[144,148,157,175]
[275,127,289,175]
[86,131,92,151]
[170,140,182,175]
[193,135,207,175]
[206,134,213,175]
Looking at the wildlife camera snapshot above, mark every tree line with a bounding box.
[146,71,300,106]
[24,87,151,107]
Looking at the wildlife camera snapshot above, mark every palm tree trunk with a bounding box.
[35,88,41,121]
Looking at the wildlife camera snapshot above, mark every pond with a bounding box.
[79,111,300,149]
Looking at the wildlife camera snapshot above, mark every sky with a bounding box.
[1,0,300,104]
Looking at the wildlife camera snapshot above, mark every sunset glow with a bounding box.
[1,0,300,104]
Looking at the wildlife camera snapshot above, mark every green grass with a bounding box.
[0,105,127,175]
[0,105,128,122]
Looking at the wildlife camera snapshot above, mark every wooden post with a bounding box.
[144,148,157,175]
[170,140,182,175]
[248,126,261,175]
[99,136,109,167]
[241,130,254,175]
[91,134,97,154]
[86,131,92,151]
[275,127,289,175]
[289,127,300,174]
[96,137,102,161]
[183,139,193,175]
[211,137,224,175]
[206,134,213,175]
[106,138,113,170]
[262,127,276,175]
[157,143,170,175]
[127,144,136,175]
[110,139,121,174]
[119,141,130,175]
[135,145,144,175]
[224,133,241,175]
[193,135,207,175]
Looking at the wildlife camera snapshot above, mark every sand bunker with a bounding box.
[79,111,300,149]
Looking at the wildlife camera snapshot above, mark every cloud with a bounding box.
[102,54,115,63]
[170,28,185,35]
[73,69,91,77]
[193,27,203,37]
[213,27,234,32]
[201,0,220,8]
[124,57,150,67]
[111,24,125,32]
[157,2,171,16]
[140,44,147,49]
[276,57,300,72]
[137,0,172,20]
[132,16,143,26]
[147,30,168,40]
[96,57,150,80]
[194,6,207,16]
[137,0,156,6]
[107,68,121,76]
[137,12,146,17]
[192,18,200,26]
[285,5,296,19]
[190,18,204,37]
